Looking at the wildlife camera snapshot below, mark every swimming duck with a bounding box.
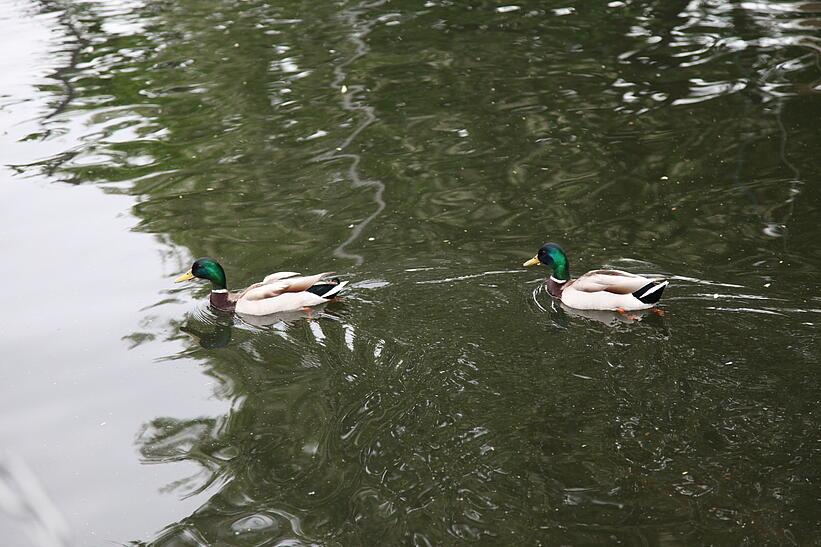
[523,243,668,312]
[174,257,348,315]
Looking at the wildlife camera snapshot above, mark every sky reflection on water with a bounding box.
[1,0,819,545]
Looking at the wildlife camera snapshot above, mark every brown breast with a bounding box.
[546,278,569,298]
[209,291,236,312]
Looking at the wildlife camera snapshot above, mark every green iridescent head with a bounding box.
[523,242,570,281]
[174,257,227,290]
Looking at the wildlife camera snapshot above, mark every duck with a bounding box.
[523,243,668,312]
[174,257,348,315]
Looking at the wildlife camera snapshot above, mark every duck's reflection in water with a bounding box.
[237,306,328,329]
[178,303,342,349]
[558,303,656,326]
[533,283,662,328]
[179,319,233,350]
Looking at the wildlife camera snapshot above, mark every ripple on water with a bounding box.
[230,513,278,535]
[610,0,821,113]
[6,0,820,544]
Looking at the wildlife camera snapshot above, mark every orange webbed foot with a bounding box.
[615,307,640,321]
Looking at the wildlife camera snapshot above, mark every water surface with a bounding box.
[1,0,819,544]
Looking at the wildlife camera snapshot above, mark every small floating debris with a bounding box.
[496,5,520,13]
[299,129,328,141]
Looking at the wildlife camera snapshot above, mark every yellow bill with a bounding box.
[523,256,540,267]
[174,270,195,283]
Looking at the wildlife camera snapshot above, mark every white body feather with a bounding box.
[232,271,347,316]
[559,269,667,311]
[261,271,301,283]
[236,290,330,315]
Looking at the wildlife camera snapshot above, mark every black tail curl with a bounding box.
[306,278,342,298]
[633,280,668,304]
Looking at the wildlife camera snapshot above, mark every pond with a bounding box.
[1,0,819,544]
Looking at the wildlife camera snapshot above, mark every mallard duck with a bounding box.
[174,257,348,315]
[523,243,668,312]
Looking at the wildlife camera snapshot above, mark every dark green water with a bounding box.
[1,0,819,544]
